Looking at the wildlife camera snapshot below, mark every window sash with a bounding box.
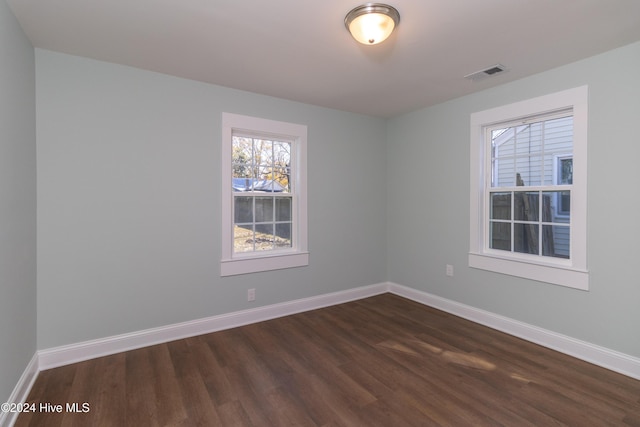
[487,111,573,189]
[486,188,571,260]
[484,112,574,261]
[232,193,296,255]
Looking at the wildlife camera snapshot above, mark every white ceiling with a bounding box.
[7,0,640,118]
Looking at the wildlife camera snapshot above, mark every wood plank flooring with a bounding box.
[15,294,640,426]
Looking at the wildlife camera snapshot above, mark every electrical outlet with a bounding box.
[446,264,454,277]
[247,288,256,301]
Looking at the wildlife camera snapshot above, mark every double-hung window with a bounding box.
[469,86,588,290]
[221,113,308,276]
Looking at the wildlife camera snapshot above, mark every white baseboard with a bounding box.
[0,353,39,427]
[8,280,639,425]
[38,282,388,370]
[387,282,640,381]
[37,281,640,379]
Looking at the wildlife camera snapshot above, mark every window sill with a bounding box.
[221,252,309,277]
[468,252,588,291]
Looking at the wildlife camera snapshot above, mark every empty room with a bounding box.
[2,1,640,426]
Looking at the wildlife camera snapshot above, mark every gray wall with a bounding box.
[0,0,37,404]
[387,41,640,358]
[35,49,388,349]
[24,24,640,365]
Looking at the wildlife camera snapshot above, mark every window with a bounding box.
[221,113,308,276]
[469,86,588,290]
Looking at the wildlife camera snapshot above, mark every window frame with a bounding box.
[469,86,588,290]
[221,113,308,276]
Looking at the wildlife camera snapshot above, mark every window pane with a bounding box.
[276,223,292,248]
[542,154,555,185]
[491,116,573,189]
[492,157,515,187]
[514,223,538,254]
[559,191,570,216]
[543,191,570,222]
[232,166,253,180]
[234,225,254,253]
[545,117,573,154]
[515,156,543,186]
[490,222,511,251]
[234,197,253,223]
[274,142,291,193]
[232,137,253,162]
[493,129,514,158]
[490,193,511,220]
[256,140,273,166]
[542,225,570,258]
[255,224,275,251]
[492,127,514,187]
[514,192,539,221]
[515,123,542,155]
[252,179,280,192]
[255,197,273,222]
[275,197,292,221]
[559,158,573,184]
[232,137,254,179]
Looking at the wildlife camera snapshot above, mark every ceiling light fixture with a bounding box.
[345,3,400,45]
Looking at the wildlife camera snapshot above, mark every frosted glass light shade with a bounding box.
[345,3,400,45]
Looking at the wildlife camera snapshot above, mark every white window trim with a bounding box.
[221,113,308,276]
[469,86,588,290]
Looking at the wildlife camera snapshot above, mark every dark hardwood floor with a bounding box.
[15,294,640,426]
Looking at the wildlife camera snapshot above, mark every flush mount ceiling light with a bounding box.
[345,3,400,45]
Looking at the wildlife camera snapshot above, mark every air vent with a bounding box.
[464,64,508,82]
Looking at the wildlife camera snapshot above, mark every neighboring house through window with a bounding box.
[221,113,308,276]
[469,86,588,290]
